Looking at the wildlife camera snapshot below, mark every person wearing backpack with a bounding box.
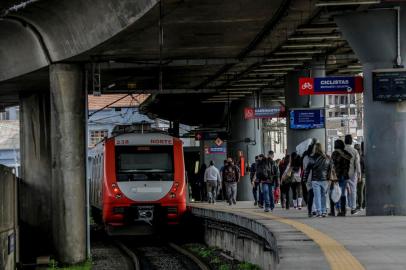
[290,153,303,210]
[255,154,268,209]
[304,143,332,217]
[222,157,240,205]
[261,151,279,212]
[332,139,352,216]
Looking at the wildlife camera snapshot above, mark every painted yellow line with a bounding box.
[201,205,365,270]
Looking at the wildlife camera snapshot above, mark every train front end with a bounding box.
[102,132,186,228]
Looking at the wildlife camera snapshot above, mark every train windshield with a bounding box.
[116,145,174,181]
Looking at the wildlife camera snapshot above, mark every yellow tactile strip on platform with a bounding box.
[204,205,365,270]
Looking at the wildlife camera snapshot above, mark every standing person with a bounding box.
[219,159,227,200]
[355,143,365,211]
[274,159,282,205]
[250,156,263,206]
[204,161,222,204]
[281,153,301,210]
[262,151,279,212]
[331,140,352,216]
[222,158,240,205]
[290,153,303,210]
[302,143,316,217]
[196,163,207,201]
[304,143,332,217]
[279,154,290,209]
[344,135,361,215]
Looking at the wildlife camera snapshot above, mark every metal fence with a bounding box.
[0,165,18,270]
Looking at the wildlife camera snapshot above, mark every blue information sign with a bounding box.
[209,147,226,154]
[289,108,325,129]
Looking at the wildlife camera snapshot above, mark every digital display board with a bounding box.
[373,69,406,101]
[289,108,325,130]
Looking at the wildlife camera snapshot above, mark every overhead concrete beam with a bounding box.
[0,0,158,81]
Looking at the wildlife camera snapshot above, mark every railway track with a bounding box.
[115,237,210,270]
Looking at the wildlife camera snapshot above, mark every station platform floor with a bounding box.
[189,201,406,270]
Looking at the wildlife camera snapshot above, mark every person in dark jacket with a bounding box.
[302,142,316,217]
[304,143,332,217]
[331,139,352,216]
[222,158,240,205]
[355,143,365,211]
[261,151,280,212]
[250,156,263,207]
[279,154,290,209]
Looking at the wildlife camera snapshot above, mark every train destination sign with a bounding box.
[299,76,364,95]
[244,106,286,120]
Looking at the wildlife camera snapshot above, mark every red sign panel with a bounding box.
[244,106,285,120]
[244,107,255,120]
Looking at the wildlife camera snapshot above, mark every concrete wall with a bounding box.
[204,222,275,269]
[19,91,52,259]
[0,165,17,270]
[191,207,278,270]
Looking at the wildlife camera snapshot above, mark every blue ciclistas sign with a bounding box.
[299,76,363,95]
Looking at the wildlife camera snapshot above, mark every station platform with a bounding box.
[189,201,406,270]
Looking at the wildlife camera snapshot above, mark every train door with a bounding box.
[183,147,200,202]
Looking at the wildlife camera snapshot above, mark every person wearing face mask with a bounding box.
[222,157,241,205]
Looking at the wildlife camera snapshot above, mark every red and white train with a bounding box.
[89,125,187,230]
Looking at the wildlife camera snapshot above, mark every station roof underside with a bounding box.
[0,0,388,125]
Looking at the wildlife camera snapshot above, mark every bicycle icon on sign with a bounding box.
[302,82,313,90]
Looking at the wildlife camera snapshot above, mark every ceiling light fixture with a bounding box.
[315,1,380,7]
[282,44,332,49]
[288,35,342,41]
[266,57,313,62]
[274,50,323,55]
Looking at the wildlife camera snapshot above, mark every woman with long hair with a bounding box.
[281,152,302,209]
[290,153,303,209]
[304,143,332,217]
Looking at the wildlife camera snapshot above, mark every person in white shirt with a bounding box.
[204,161,222,204]
[344,134,361,215]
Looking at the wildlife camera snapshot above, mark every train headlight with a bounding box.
[172,181,179,192]
[170,192,176,199]
[112,183,122,199]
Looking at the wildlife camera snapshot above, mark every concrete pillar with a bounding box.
[19,91,53,259]
[336,5,406,215]
[228,98,262,201]
[50,64,86,263]
[285,62,326,153]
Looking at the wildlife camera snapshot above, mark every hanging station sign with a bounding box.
[299,76,364,95]
[373,69,406,101]
[194,131,228,141]
[244,106,286,120]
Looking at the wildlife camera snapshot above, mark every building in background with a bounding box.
[88,94,196,155]
[325,93,364,153]
[263,118,287,159]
